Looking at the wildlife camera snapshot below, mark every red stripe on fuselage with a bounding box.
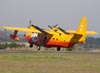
[25,34,75,48]
[46,40,75,48]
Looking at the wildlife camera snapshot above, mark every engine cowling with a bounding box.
[30,33,39,43]
[25,33,39,43]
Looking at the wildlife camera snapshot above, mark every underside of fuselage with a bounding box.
[24,32,79,51]
[45,41,75,48]
[28,38,75,48]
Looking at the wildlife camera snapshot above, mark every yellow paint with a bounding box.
[1,17,98,47]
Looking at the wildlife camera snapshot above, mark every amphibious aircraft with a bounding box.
[2,17,97,51]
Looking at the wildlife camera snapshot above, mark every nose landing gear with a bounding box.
[29,44,33,48]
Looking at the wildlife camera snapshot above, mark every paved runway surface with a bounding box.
[0,50,100,54]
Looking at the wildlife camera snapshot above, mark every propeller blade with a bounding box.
[48,25,52,29]
[29,20,32,25]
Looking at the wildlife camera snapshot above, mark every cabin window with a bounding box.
[56,38,58,40]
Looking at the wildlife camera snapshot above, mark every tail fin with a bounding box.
[76,16,87,43]
[76,16,87,34]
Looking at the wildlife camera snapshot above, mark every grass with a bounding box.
[0,53,100,73]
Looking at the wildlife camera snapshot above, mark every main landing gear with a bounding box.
[37,46,41,51]
[57,47,61,51]
[29,44,33,48]
[29,44,41,51]
[29,44,61,51]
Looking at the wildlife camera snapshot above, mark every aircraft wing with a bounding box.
[2,26,43,33]
[66,30,76,34]
[66,30,98,35]
[86,31,98,35]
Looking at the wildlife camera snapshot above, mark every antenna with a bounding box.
[48,25,52,29]
[28,20,32,28]
[48,24,59,29]
[53,24,58,27]
[29,20,32,25]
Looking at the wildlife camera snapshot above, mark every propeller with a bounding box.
[29,20,32,25]
[48,24,58,29]
[48,24,69,34]
[53,24,58,27]
[28,20,33,28]
[28,20,48,34]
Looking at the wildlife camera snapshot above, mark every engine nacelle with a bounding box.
[25,33,39,43]
[10,35,20,41]
[30,33,39,43]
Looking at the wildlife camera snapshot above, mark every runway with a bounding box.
[0,50,100,54]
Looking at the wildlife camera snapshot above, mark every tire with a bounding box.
[29,44,33,48]
[57,47,61,51]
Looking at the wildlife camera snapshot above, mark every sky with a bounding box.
[0,0,100,37]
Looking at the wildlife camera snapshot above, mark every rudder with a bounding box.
[76,16,87,43]
[76,16,87,34]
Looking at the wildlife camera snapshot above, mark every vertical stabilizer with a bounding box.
[76,16,87,34]
[76,17,87,43]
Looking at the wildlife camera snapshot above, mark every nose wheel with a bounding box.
[29,44,33,48]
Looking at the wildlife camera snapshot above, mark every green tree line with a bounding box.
[84,37,100,48]
[0,43,25,49]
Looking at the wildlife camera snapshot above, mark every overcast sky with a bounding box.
[0,0,100,37]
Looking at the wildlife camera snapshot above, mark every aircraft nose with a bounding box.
[25,33,31,41]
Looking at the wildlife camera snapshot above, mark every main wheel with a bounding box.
[57,47,61,51]
[37,46,41,51]
[29,44,33,48]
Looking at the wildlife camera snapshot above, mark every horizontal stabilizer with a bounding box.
[66,30,98,35]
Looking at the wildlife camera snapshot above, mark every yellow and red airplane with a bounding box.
[2,17,97,51]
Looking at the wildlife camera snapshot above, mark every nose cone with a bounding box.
[25,33,31,41]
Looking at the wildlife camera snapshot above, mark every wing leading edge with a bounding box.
[66,30,98,35]
[2,26,43,33]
